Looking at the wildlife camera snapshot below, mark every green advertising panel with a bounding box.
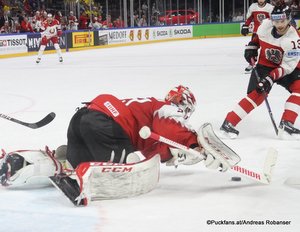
[193,23,241,37]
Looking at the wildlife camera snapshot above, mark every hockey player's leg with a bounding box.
[36,45,46,63]
[36,36,48,63]
[50,154,160,206]
[278,79,300,140]
[54,43,63,63]
[220,90,265,138]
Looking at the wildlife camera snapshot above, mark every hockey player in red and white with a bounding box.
[0,86,240,205]
[36,13,63,64]
[221,3,300,140]
[64,85,230,169]
[242,0,274,73]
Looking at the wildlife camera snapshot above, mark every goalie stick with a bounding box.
[0,112,56,129]
[139,123,278,184]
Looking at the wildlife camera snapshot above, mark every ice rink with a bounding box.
[0,36,300,232]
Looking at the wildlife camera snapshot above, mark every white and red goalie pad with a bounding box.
[74,154,160,204]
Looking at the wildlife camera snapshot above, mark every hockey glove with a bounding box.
[244,42,258,64]
[204,152,229,172]
[166,148,204,167]
[256,76,273,93]
[241,24,249,36]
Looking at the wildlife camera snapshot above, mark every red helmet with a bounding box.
[165,85,196,119]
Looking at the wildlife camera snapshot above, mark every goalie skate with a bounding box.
[49,174,86,206]
[198,123,241,167]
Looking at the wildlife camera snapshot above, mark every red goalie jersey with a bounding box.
[87,94,198,161]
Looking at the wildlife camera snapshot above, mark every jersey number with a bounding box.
[291,39,300,49]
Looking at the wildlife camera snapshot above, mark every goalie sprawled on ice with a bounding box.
[0,86,240,206]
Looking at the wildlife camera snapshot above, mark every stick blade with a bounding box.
[284,177,300,187]
[28,112,56,129]
[263,147,278,183]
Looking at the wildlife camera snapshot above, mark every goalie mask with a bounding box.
[165,85,196,120]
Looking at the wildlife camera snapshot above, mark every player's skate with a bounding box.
[59,57,63,63]
[36,58,41,64]
[278,120,300,140]
[244,64,253,74]
[220,120,239,139]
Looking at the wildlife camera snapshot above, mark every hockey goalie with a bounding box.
[0,86,241,206]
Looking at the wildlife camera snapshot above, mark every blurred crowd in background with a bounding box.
[1,0,300,34]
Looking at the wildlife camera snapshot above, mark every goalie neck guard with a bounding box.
[165,85,196,120]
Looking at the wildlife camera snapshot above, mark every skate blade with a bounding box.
[217,129,238,140]
[278,130,300,140]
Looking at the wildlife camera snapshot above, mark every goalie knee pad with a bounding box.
[0,147,62,187]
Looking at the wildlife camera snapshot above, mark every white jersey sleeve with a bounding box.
[257,19,300,78]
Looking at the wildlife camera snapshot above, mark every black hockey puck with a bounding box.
[231,176,241,181]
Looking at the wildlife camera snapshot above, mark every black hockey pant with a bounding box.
[66,107,135,168]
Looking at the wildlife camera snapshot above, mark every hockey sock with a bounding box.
[37,45,46,58]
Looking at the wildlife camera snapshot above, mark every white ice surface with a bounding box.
[1,37,300,232]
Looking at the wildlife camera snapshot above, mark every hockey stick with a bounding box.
[139,126,278,184]
[251,59,278,135]
[0,112,56,129]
